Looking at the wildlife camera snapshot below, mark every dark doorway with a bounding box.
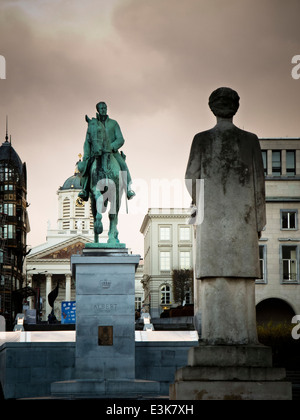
[256,298,295,325]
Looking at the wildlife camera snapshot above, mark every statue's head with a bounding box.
[96,101,107,116]
[208,87,240,118]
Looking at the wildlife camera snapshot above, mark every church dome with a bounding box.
[59,172,82,190]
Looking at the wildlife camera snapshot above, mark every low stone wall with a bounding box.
[0,340,197,399]
[0,342,75,399]
[135,341,196,394]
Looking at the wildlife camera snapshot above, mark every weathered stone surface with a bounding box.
[170,88,292,400]
[72,250,139,381]
[187,344,272,367]
[185,87,266,279]
[200,278,258,344]
[170,380,292,400]
[51,379,161,399]
[175,365,287,382]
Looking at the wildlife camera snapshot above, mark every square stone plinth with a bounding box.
[71,248,140,380]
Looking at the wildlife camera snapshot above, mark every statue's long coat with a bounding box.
[78,114,125,191]
[185,122,266,279]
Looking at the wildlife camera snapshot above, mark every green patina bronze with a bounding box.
[78,102,135,246]
[85,242,126,249]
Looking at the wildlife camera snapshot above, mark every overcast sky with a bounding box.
[0,0,300,255]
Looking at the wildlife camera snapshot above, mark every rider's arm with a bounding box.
[110,122,125,152]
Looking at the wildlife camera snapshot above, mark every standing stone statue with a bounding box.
[185,87,266,344]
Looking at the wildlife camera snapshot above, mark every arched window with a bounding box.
[161,284,171,305]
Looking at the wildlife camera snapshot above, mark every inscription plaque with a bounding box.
[98,326,113,346]
[94,303,117,312]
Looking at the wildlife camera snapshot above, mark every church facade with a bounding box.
[26,162,100,322]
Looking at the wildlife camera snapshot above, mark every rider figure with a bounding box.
[78,102,136,201]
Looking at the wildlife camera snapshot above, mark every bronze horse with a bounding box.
[83,116,125,244]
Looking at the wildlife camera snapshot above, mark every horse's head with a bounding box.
[86,115,98,134]
[86,116,104,155]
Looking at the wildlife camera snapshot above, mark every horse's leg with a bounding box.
[107,181,120,244]
[93,192,103,243]
[108,213,119,244]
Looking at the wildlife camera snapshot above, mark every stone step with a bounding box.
[51,378,161,399]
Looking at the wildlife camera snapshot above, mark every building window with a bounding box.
[63,198,71,218]
[160,251,171,271]
[261,150,268,176]
[281,210,297,230]
[281,245,298,283]
[161,284,171,305]
[184,287,192,304]
[179,251,191,269]
[272,150,281,176]
[135,297,142,311]
[286,151,296,176]
[62,221,70,230]
[75,206,85,218]
[179,226,190,241]
[3,203,15,216]
[159,226,171,241]
[75,220,85,230]
[256,245,267,284]
[3,224,15,239]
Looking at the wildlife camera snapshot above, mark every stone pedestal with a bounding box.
[170,342,292,400]
[51,246,160,399]
[170,277,292,400]
[74,247,137,380]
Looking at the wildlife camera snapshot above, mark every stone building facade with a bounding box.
[255,138,300,323]
[140,208,193,318]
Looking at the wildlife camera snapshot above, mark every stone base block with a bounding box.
[170,380,292,400]
[175,365,287,382]
[170,344,292,400]
[188,344,272,367]
[51,379,161,399]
